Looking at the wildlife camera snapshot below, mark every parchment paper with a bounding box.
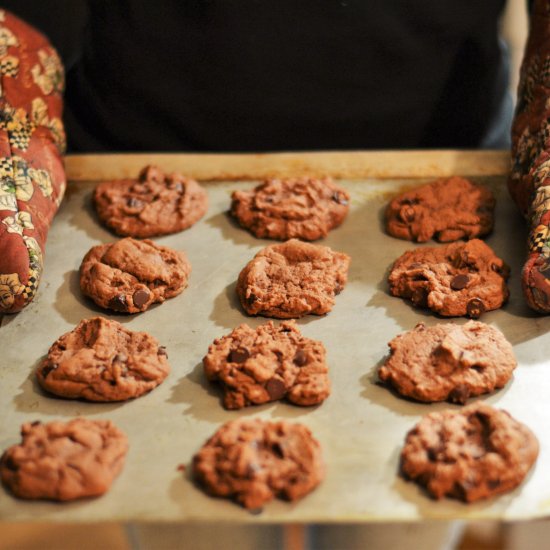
[1,175,550,523]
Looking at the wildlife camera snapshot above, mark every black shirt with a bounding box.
[5,0,511,152]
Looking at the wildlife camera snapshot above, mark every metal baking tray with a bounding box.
[1,151,549,523]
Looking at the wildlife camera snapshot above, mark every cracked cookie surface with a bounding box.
[400,403,539,502]
[193,419,324,509]
[379,321,516,404]
[80,237,191,314]
[204,320,330,409]
[385,177,495,242]
[237,239,350,318]
[0,418,128,501]
[94,165,208,237]
[37,317,170,402]
[231,177,350,241]
[388,239,509,318]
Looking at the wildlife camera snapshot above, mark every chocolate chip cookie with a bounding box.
[400,403,539,502]
[385,177,495,242]
[388,239,509,318]
[94,165,208,237]
[379,321,516,404]
[204,320,330,409]
[193,419,324,509]
[80,237,191,314]
[231,177,350,241]
[1,418,128,501]
[237,239,350,318]
[37,317,170,402]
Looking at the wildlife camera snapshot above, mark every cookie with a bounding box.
[203,320,330,409]
[385,177,495,242]
[231,177,350,241]
[192,419,324,509]
[36,317,170,402]
[0,418,128,501]
[388,239,509,318]
[94,165,208,238]
[378,321,516,404]
[80,237,191,314]
[400,403,539,502]
[237,239,350,318]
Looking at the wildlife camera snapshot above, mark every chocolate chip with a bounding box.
[466,298,485,319]
[228,348,249,363]
[133,289,150,307]
[272,442,285,458]
[4,455,18,471]
[109,294,128,312]
[399,205,415,223]
[41,363,58,377]
[448,384,470,405]
[265,378,286,400]
[153,279,165,287]
[109,380,117,386]
[450,274,469,291]
[114,353,128,363]
[247,293,258,305]
[158,346,168,357]
[293,350,308,366]
[332,191,349,205]
[411,287,428,306]
[127,197,143,209]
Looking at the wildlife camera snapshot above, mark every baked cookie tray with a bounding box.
[2,150,549,523]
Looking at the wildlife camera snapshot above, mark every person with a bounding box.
[5,0,513,153]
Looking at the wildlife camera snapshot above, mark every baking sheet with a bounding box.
[1,169,550,523]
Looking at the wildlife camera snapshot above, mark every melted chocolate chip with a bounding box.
[466,298,485,319]
[4,455,18,471]
[133,289,150,307]
[228,348,250,363]
[411,287,428,306]
[265,378,286,400]
[158,346,168,357]
[109,294,128,312]
[247,293,258,305]
[41,363,58,377]
[332,191,349,205]
[272,442,285,458]
[450,274,469,291]
[448,384,470,405]
[293,350,308,366]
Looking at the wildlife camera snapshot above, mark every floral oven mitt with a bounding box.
[0,10,66,313]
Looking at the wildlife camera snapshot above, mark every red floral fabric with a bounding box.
[0,10,65,313]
